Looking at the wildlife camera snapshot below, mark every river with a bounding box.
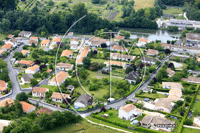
[121,28,181,43]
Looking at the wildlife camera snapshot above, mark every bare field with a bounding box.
[134,0,155,11]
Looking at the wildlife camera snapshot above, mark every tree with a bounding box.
[23,45,28,50]
[72,3,87,20]
[48,0,55,6]
[0,19,11,31]
[83,57,91,69]
[184,119,193,125]
[14,52,23,58]
[30,78,39,87]
[15,101,23,117]
[13,30,21,37]
[32,53,38,59]
[185,96,192,103]
[88,84,98,91]
[164,49,170,54]
[43,72,49,78]
[92,0,100,4]
[16,92,28,101]
[89,62,100,71]
[156,60,161,66]
[116,80,129,92]
[122,4,133,18]
[176,100,184,107]
[125,66,134,74]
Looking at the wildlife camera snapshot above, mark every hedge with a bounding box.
[177,85,199,133]
[91,114,128,128]
[135,94,156,100]
[135,127,162,133]
[151,87,170,92]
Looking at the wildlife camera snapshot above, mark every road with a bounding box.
[28,54,172,118]
[0,45,24,101]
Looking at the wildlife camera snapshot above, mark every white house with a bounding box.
[32,87,49,98]
[1,43,13,52]
[136,38,149,47]
[141,57,157,65]
[6,38,18,47]
[74,94,93,109]
[70,38,79,45]
[125,71,138,84]
[48,71,69,86]
[56,63,73,71]
[40,39,50,47]
[168,88,182,101]
[118,104,142,120]
[69,44,77,50]
[25,65,40,74]
[18,31,32,38]
[194,117,200,127]
[49,37,61,49]
[154,98,173,113]
[162,82,183,90]
[51,92,70,103]
[104,61,127,69]
[20,101,35,113]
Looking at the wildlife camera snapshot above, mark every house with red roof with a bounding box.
[20,101,36,113]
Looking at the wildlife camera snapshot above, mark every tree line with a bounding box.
[0,2,159,35]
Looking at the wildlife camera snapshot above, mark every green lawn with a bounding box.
[91,58,108,64]
[192,93,200,112]
[41,85,58,91]
[0,33,9,40]
[138,92,167,99]
[131,48,145,56]
[163,7,183,15]
[182,127,200,133]
[46,119,121,133]
[21,84,31,88]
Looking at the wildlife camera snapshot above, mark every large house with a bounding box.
[141,115,175,132]
[77,47,89,64]
[161,43,171,49]
[70,38,79,45]
[162,82,183,90]
[167,68,175,77]
[104,61,127,68]
[0,50,5,57]
[1,43,13,52]
[21,50,30,56]
[48,71,69,86]
[51,92,70,103]
[111,45,128,52]
[21,74,34,84]
[25,65,40,74]
[110,53,136,62]
[125,71,138,84]
[146,49,159,56]
[74,94,93,109]
[32,87,49,98]
[28,40,38,46]
[193,117,200,127]
[118,104,142,120]
[6,38,18,47]
[18,31,32,38]
[49,37,61,49]
[40,39,50,47]
[185,33,200,47]
[69,44,77,50]
[0,80,7,94]
[137,38,149,47]
[20,101,35,113]
[141,57,158,65]
[18,60,34,67]
[182,76,200,84]
[0,98,14,107]
[56,63,73,71]
[168,88,182,101]
[61,50,73,58]
[114,35,124,41]
[154,98,173,113]
[87,37,110,47]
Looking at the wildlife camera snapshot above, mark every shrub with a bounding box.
[184,119,193,126]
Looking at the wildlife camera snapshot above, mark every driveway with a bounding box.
[142,110,165,118]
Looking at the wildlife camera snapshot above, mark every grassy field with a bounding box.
[182,127,200,133]
[163,7,183,15]
[134,0,155,11]
[0,33,9,40]
[47,119,123,133]
[192,93,200,112]
[138,92,167,99]
[87,116,139,133]
[21,84,31,88]
[131,48,145,56]
[41,85,58,91]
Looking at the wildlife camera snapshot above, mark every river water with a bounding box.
[121,28,181,43]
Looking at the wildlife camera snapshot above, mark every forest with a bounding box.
[0,1,160,35]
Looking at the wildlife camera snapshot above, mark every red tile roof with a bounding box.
[20,101,35,112]
[32,87,48,93]
[2,43,13,50]
[52,37,61,42]
[18,60,34,66]
[0,80,6,88]
[61,50,73,57]
[49,71,69,84]
[139,38,148,42]
[114,35,124,40]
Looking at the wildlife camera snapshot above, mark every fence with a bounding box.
[0,90,13,99]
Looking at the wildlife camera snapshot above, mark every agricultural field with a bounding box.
[134,0,155,11]
[17,0,156,22]
[182,127,200,133]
